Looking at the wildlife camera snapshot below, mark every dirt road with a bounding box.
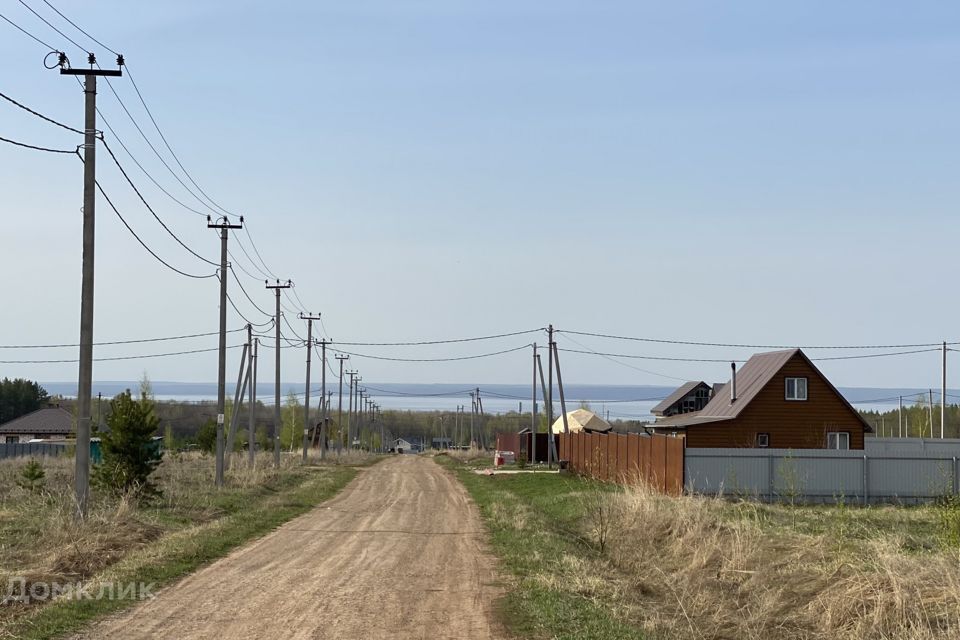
[79,456,505,640]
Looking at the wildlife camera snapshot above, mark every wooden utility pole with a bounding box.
[266,279,292,467]
[62,53,123,518]
[299,314,322,463]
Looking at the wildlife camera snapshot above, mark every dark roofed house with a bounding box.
[653,349,872,449]
[0,406,74,444]
[650,381,715,417]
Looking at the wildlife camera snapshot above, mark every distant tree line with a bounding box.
[0,377,50,424]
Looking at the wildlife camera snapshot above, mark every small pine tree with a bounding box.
[195,419,217,454]
[93,390,163,499]
[17,458,45,493]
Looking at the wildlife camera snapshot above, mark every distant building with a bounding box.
[652,349,872,449]
[0,406,74,443]
[390,437,418,454]
[550,409,612,434]
[431,437,453,449]
[650,381,715,417]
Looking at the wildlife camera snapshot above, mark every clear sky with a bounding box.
[1,1,959,390]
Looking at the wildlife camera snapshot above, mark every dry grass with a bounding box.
[591,483,960,640]
[0,449,372,624]
[441,447,491,464]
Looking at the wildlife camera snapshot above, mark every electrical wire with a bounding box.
[333,328,544,347]
[228,266,272,317]
[558,333,691,382]
[362,385,475,397]
[0,135,76,154]
[232,234,272,280]
[243,223,277,280]
[92,168,217,279]
[225,291,273,328]
[39,0,117,55]
[101,138,217,266]
[556,329,955,350]
[557,347,741,363]
[0,10,57,50]
[0,344,242,364]
[0,90,83,135]
[96,108,207,217]
[97,74,221,217]
[0,327,245,349]
[16,0,87,53]
[335,344,531,362]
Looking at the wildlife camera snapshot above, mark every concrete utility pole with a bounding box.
[266,279,292,467]
[929,389,935,439]
[335,355,349,450]
[209,216,244,487]
[547,324,554,443]
[300,314,322,463]
[943,341,947,439]
[62,53,123,519]
[346,370,358,448]
[898,395,903,438]
[249,336,257,467]
[224,339,251,468]
[317,340,329,459]
[552,340,570,436]
[532,344,538,464]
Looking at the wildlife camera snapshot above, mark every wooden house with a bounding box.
[653,349,872,449]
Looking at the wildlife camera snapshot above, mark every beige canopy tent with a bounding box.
[550,409,612,435]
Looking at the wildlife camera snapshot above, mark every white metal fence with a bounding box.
[685,438,960,504]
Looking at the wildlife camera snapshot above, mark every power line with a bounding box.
[0,89,83,135]
[336,344,531,362]
[225,291,273,328]
[333,328,544,347]
[557,329,955,351]
[0,134,76,154]
[243,223,277,279]
[0,10,58,50]
[0,327,245,349]
[16,0,87,53]
[96,108,207,217]
[101,138,217,266]
[92,169,217,279]
[97,73,221,217]
[228,266,272,317]
[0,344,242,364]
[559,333,691,382]
[362,385,475,397]
[39,0,117,55]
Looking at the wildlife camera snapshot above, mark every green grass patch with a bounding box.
[436,457,644,640]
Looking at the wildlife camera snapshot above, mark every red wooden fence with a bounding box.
[558,432,684,495]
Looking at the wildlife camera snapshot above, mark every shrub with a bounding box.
[93,390,163,499]
[16,458,45,492]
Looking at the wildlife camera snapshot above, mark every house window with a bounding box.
[756,433,770,448]
[785,377,808,401]
[827,432,850,450]
[4,436,17,444]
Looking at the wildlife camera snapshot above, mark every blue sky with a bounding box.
[1,1,959,390]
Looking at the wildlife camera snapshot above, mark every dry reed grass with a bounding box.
[587,482,960,640]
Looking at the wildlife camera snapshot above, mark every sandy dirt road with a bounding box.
[78,456,505,640]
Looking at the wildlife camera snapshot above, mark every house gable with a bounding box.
[686,351,870,449]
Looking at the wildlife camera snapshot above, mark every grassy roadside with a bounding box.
[439,455,960,640]
[0,451,373,639]
[435,455,646,640]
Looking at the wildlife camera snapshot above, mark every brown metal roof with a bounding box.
[0,407,74,435]
[654,349,872,432]
[650,381,706,416]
